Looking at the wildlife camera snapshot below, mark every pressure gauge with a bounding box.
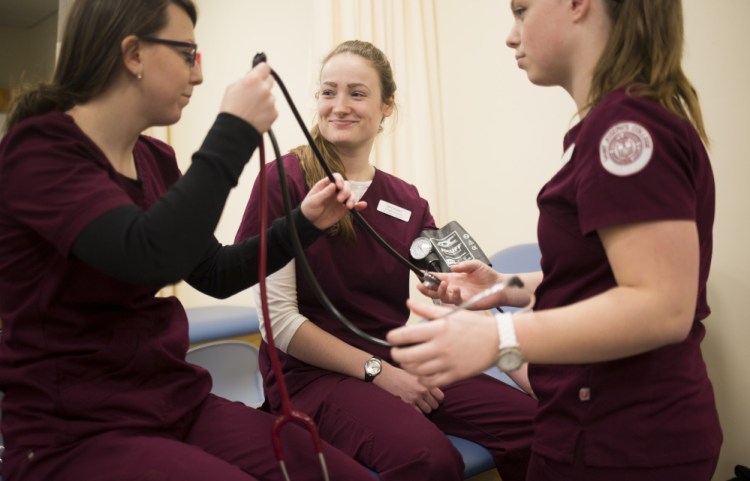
[410,237,433,260]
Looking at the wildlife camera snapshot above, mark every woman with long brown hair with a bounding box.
[389,1,722,479]
[0,1,371,480]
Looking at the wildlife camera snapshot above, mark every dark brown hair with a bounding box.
[589,0,707,144]
[4,0,197,132]
[291,40,397,240]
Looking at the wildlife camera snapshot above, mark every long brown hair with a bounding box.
[589,0,707,144]
[290,40,397,240]
[4,0,197,133]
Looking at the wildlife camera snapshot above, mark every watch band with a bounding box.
[495,312,518,349]
[495,312,524,372]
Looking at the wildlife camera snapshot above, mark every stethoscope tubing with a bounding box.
[254,52,432,348]
[257,53,439,289]
[252,54,529,480]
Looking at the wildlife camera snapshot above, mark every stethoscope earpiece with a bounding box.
[252,52,267,67]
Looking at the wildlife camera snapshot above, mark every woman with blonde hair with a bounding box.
[237,40,535,481]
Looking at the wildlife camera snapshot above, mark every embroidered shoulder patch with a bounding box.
[599,121,653,176]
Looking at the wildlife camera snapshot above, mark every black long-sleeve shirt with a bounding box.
[71,113,321,297]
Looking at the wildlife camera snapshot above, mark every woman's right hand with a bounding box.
[417,260,504,309]
[300,173,367,230]
[220,62,277,133]
[388,300,500,388]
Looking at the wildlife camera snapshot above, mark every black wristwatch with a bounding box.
[364,356,382,382]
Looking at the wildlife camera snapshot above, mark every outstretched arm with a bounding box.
[390,220,699,387]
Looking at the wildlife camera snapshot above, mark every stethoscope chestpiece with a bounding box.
[421,271,441,291]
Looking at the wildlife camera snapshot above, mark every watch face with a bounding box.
[410,237,433,260]
[365,358,382,375]
[497,348,524,372]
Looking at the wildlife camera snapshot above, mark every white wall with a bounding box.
[171,2,750,479]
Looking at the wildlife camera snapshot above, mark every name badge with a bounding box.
[377,200,412,222]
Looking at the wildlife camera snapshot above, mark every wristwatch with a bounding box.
[494,312,524,372]
[364,356,382,382]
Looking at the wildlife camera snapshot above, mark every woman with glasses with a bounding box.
[236,40,535,481]
[389,1,722,480]
[0,1,374,480]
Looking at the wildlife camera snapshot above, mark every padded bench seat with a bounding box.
[186,305,261,344]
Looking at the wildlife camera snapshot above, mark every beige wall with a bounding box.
[681,3,750,478]
[172,0,321,306]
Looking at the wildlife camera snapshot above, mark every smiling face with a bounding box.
[140,3,203,125]
[317,52,394,155]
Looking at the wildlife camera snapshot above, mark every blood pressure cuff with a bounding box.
[410,220,491,273]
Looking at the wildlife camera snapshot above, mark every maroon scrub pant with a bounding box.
[527,438,719,481]
[2,395,375,481]
[287,372,536,481]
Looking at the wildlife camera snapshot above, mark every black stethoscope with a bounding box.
[253,52,440,349]
[253,52,439,480]
[252,53,529,480]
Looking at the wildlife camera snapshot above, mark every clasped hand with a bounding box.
[374,360,445,414]
[388,300,499,388]
[300,173,366,231]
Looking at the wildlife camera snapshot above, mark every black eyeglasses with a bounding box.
[140,37,198,66]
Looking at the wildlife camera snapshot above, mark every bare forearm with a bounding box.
[287,321,371,379]
[516,284,695,365]
[516,221,699,364]
[389,221,700,388]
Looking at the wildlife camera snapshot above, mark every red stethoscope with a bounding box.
[257,140,330,480]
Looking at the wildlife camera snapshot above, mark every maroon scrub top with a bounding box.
[236,154,436,410]
[0,112,210,449]
[529,88,721,467]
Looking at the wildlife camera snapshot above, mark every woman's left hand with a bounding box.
[388,299,499,387]
[300,173,366,230]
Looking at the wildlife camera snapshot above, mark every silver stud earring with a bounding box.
[136,72,143,80]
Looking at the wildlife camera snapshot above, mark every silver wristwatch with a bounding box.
[364,356,382,382]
